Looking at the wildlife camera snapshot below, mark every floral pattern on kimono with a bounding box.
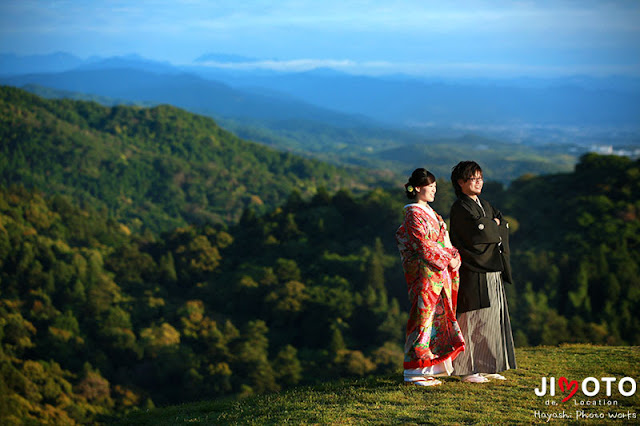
[395,203,465,369]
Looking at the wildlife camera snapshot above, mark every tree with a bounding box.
[273,345,302,386]
[568,260,592,317]
[232,320,279,394]
[365,238,385,292]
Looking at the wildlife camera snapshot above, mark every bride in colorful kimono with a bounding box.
[395,168,465,387]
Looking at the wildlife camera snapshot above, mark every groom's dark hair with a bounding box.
[451,161,483,198]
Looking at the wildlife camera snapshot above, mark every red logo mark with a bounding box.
[559,377,579,402]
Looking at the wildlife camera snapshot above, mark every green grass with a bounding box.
[112,345,640,425]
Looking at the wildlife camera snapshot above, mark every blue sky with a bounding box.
[1,0,639,77]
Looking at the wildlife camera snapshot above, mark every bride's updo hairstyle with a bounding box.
[405,168,436,199]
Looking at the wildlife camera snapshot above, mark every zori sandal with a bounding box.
[481,373,506,380]
[461,373,489,383]
[404,377,443,387]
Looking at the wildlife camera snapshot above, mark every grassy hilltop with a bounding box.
[115,345,640,425]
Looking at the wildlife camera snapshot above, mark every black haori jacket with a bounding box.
[449,194,513,313]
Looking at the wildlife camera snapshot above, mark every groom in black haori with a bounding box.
[449,161,516,383]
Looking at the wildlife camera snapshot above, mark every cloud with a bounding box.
[195,57,640,77]
[197,58,357,72]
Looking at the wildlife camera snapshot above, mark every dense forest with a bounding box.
[0,87,638,424]
[500,153,640,346]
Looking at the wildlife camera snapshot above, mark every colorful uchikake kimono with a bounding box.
[396,203,465,372]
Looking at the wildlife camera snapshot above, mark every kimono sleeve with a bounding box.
[404,209,455,271]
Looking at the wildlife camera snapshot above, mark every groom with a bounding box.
[448,160,516,384]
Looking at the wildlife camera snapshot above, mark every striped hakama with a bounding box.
[452,271,516,375]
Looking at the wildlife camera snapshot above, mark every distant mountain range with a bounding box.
[2,52,639,132]
[1,67,370,128]
[1,52,638,181]
[203,68,640,128]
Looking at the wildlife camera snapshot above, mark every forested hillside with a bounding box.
[0,86,392,233]
[18,83,578,183]
[500,153,640,346]
[1,85,638,424]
